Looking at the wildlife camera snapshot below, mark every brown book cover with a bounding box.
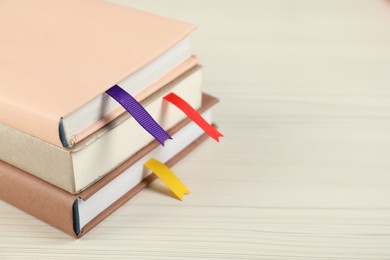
[0,94,218,238]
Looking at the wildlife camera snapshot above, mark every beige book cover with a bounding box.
[0,94,218,238]
[0,0,196,147]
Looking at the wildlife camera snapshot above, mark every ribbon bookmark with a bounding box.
[144,158,190,201]
[106,85,171,145]
[164,93,224,142]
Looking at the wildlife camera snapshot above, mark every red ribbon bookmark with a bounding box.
[164,93,223,142]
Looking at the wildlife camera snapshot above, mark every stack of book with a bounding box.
[0,0,222,238]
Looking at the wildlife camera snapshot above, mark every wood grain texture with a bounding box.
[2,0,390,259]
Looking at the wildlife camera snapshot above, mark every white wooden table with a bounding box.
[2,0,390,258]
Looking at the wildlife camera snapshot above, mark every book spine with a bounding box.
[0,122,75,192]
[0,99,63,147]
[0,161,77,237]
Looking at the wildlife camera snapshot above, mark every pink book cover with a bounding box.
[0,0,196,147]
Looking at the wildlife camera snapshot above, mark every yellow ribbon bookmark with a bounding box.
[144,158,190,201]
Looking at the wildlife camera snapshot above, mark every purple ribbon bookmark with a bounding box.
[106,85,171,146]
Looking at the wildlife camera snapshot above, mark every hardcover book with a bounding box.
[0,0,197,148]
[0,94,219,238]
